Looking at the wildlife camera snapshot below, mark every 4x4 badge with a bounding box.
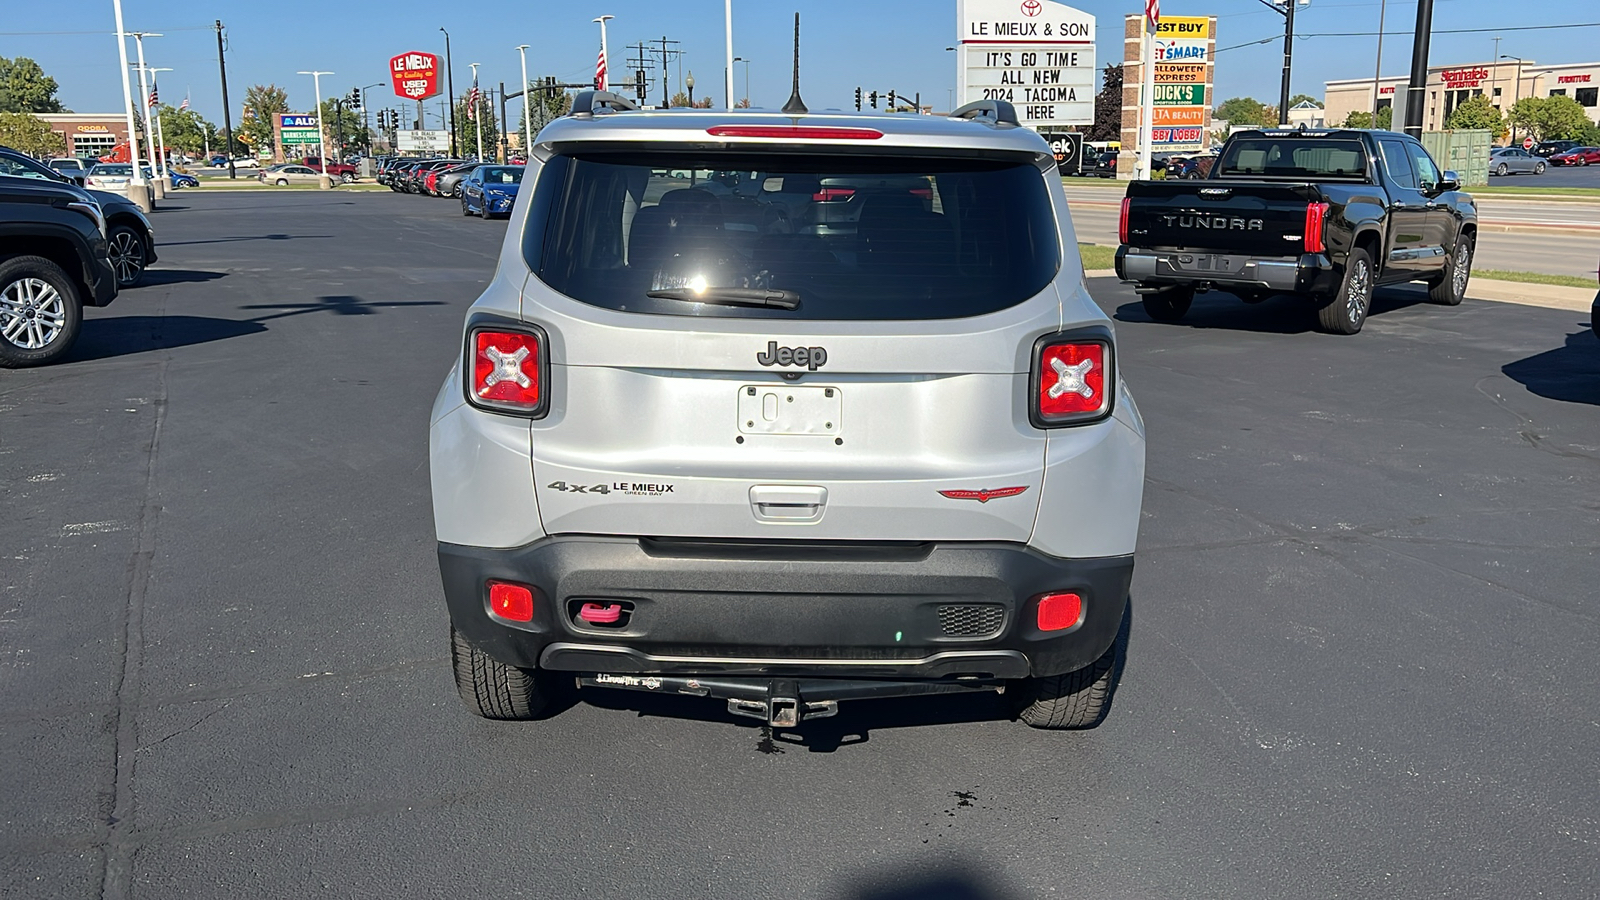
[938,486,1030,503]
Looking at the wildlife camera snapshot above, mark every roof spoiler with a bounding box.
[568,91,639,118]
[949,99,1020,127]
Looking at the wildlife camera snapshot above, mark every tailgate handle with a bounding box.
[749,485,827,524]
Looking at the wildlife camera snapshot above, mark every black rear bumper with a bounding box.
[1116,244,1335,294]
[439,537,1133,681]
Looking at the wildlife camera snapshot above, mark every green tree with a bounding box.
[155,105,219,156]
[516,79,572,140]
[1342,106,1393,130]
[1215,96,1271,127]
[1087,64,1122,142]
[239,84,288,156]
[0,57,65,113]
[318,98,368,156]
[0,111,66,156]
[1289,93,1323,108]
[453,92,499,159]
[1508,95,1591,142]
[1444,94,1506,138]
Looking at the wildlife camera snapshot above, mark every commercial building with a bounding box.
[35,114,137,160]
[1325,60,1600,133]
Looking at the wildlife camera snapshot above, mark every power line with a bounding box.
[1301,21,1600,37]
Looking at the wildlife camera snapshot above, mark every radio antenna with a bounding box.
[781,12,807,115]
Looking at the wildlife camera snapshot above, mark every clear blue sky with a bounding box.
[4,0,1597,124]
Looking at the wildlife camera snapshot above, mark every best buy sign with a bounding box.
[1154,83,1205,105]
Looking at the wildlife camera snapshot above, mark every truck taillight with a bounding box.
[466,325,549,417]
[1031,334,1114,428]
[1118,197,1131,244]
[1304,201,1330,253]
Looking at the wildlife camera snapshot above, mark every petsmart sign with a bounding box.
[957,0,1096,128]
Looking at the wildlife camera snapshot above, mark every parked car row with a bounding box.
[376,157,524,217]
[1,145,161,367]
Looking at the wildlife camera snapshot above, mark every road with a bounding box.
[1062,186,1600,279]
[3,192,1598,899]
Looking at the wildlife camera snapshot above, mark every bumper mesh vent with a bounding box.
[937,604,1005,638]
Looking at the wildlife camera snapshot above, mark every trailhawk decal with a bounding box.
[938,486,1030,503]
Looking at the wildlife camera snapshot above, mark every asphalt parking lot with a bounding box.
[3,191,1598,899]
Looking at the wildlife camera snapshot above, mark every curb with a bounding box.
[1084,272,1594,313]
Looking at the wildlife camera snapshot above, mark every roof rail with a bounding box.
[949,99,1020,127]
[568,90,639,118]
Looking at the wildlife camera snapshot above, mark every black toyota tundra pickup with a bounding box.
[1115,129,1478,334]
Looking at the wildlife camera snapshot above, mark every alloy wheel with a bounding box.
[1452,243,1471,298]
[109,229,146,286]
[0,277,67,350]
[1347,258,1371,326]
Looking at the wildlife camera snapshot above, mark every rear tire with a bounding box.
[0,255,83,369]
[275,178,288,186]
[450,627,555,720]
[1014,640,1118,729]
[107,224,148,288]
[1495,163,1509,176]
[340,173,354,184]
[1429,234,1472,306]
[1316,246,1373,335]
[1535,162,1546,174]
[1141,286,1194,322]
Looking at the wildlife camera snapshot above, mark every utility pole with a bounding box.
[498,82,509,162]
[627,42,655,104]
[1370,0,1388,122]
[440,27,458,157]
[649,37,682,108]
[1278,0,1296,125]
[215,21,236,178]
[1403,0,1434,136]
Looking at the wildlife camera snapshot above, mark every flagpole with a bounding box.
[1138,3,1157,180]
[724,0,734,110]
[517,45,532,159]
[131,32,164,198]
[593,15,614,91]
[469,63,483,161]
[147,68,172,181]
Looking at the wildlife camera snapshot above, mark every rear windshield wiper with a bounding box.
[646,287,800,310]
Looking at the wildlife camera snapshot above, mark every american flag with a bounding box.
[595,45,607,91]
[148,83,159,109]
[179,93,190,111]
[1145,0,1160,32]
[467,83,480,120]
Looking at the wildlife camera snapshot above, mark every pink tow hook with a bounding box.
[577,602,624,625]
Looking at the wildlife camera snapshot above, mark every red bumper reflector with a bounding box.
[577,602,623,624]
[489,581,534,622]
[706,125,885,140]
[1036,592,1084,632]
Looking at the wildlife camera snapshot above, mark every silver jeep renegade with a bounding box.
[430,92,1146,729]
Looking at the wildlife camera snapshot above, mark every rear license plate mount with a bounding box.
[738,385,842,436]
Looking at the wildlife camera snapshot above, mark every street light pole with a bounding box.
[130,32,162,196]
[733,57,749,107]
[687,71,695,108]
[1370,0,1387,122]
[517,45,533,156]
[360,82,382,154]
[469,62,484,161]
[724,0,734,110]
[111,0,148,209]
[297,70,333,176]
[440,28,457,157]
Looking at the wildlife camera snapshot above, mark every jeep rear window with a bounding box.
[525,151,1060,320]
[1217,138,1368,180]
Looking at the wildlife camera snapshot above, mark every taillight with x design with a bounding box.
[1031,333,1113,427]
[467,326,549,416]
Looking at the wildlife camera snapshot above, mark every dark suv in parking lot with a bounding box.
[0,177,118,366]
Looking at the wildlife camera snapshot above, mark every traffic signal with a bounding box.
[348,88,362,111]
[855,87,862,111]
[888,90,897,110]
[869,91,878,109]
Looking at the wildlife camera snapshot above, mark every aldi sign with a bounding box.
[390,51,442,101]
